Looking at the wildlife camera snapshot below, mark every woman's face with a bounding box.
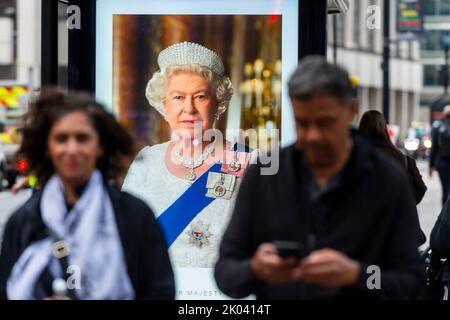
[164,71,217,137]
[47,111,103,186]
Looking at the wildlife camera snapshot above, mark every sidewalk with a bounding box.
[416,160,442,249]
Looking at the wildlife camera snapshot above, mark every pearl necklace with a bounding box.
[174,143,216,183]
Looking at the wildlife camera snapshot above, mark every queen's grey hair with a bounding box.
[145,64,233,118]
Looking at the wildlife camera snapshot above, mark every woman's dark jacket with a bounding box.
[372,140,427,204]
[0,185,175,300]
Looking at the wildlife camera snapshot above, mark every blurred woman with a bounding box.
[359,110,427,205]
[0,88,175,300]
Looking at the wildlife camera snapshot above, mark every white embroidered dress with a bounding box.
[122,142,256,299]
[122,142,252,268]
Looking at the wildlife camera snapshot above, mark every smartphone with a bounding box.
[274,240,306,260]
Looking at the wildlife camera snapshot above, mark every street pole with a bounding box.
[444,42,449,95]
[298,0,327,60]
[68,0,97,92]
[382,0,390,123]
[41,0,58,86]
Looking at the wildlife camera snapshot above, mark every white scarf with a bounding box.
[7,170,135,300]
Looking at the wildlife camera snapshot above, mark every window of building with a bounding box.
[422,30,450,51]
[335,13,345,47]
[424,64,450,86]
[0,0,16,80]
[353,0,360,48]
[441,0,450,15]
[424,0,433,15]
[424,0,450,16]
[367,29,375,52]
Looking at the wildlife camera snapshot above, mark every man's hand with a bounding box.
[295,248,361,288]
[250,243,299,283]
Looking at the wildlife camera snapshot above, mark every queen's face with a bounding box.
[164,70,217,137]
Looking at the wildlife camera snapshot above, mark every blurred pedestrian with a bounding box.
[430,105,450,205]
[214,56,424,299]
[0,88,175,300]
[359,110,427,205]
[429,197,450,300]
[11,174,38,195]
[10,176,29,194]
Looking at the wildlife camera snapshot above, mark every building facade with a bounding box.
[0,0,41,89]
[327,0,423,141]
[421,0,450,120]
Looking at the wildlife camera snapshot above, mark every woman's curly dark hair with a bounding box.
[18,87,134,185]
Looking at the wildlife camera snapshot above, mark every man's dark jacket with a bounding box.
[431,198,450,259]
[215,134,425,299]
[430,120,450,169]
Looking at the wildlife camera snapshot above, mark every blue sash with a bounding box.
[157,143,251,247]
[157,162,223,247]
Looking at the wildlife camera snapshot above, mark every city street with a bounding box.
[0,160,444,249]
[417,160,442,249]
[0,189,31,246]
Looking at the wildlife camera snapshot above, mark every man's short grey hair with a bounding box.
[288,55,354,105]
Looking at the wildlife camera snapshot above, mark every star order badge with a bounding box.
[186,221,212,248]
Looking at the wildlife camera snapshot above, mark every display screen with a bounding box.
[95,0,299,300]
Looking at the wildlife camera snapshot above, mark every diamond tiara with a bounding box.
[157,42,225,76]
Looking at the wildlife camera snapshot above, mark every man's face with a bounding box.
[292,94,356,168]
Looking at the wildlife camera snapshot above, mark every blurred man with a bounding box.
[214,56,424,299]
[430,105,450,205]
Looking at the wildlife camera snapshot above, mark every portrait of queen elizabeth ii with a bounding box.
[122,42,257,269]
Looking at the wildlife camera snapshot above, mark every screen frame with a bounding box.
[67,0,327,92]
[67,0,328,147]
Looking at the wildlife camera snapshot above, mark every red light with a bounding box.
[269,15,280,25]
[18,160,28,172]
